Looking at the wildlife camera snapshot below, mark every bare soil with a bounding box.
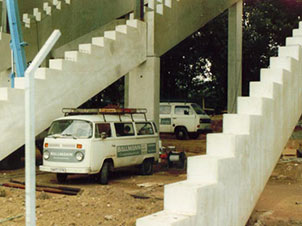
[0,117,301,225]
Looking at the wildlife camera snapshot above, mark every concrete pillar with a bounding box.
[127,57,160,126]
[126,0,159,126]
[134,0,144,20]
[1,0,7,33]
[124,73,129,107]
[227,0,242,113]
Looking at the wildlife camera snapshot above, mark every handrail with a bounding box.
[24,29,61,226]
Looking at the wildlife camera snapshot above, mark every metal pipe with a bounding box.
[25,29,61,226]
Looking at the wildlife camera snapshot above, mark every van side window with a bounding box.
[160,105,171,114]
[114,123,134,137]
[95,123,111,138]
[136,122,154,135]
[175,106,191,115]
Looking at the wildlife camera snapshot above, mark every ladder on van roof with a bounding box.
[62,108,148,122]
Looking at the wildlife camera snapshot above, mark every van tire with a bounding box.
[56,173,67,183]
[98,161,109,185]
[140,159,153,175]
[175,127,188,140]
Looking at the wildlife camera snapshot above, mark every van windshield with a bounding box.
[48,120,92,139]
[191,104,206,115]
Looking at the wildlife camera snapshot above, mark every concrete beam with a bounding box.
[227,1,242,113]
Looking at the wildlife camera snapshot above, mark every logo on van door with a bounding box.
[117,144,142,157]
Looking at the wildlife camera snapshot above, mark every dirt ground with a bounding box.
[0,117,302,225]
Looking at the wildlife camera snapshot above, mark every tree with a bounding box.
[161,0,302,112]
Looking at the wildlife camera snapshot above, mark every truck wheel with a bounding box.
[140,159,153,175]
[56,173,67,183]
[175,127,188,140]
[188,132,199,139]
[98,161,109,185]
[297,149,302,158]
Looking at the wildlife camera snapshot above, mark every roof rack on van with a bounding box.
[62,108,148,122]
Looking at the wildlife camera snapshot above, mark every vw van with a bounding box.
[39,108,159,184]
[159,102,212,139]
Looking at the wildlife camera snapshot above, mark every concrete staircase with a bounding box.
[22,0,73,28]
[0,19,146,161]
[0,0,241,160]
[137,23,302,225]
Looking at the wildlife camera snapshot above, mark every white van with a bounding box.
[39,108,159,184]
[159,102,212,139]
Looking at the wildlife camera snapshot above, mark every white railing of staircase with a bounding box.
[25,29,61,226]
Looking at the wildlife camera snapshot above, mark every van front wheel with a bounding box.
[98,161,109,185]
[175,127,188,140]
[140,159,153,175]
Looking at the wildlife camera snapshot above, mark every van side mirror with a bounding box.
[184,110,189,115]
[100,132,107,139]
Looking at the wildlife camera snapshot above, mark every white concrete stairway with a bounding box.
[137,23,302,225]
[0,19,146,161]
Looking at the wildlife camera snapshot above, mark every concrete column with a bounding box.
[127,57,160,126]
[227,0,242,113]
[1,0,7,33]
[134,0,144,20]
[124,73,129,107]
[126,0,159,126]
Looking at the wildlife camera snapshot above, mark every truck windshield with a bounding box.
[48,120,92,139]
[191,103,206,115]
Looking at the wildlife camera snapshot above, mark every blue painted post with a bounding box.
[5,0,27,88]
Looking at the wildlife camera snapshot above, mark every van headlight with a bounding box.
[75,152,84,161]
[43,150,50,160]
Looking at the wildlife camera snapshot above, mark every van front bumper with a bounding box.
[39,165,91,174]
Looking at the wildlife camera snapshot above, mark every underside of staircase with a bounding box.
[0,19,146,161]
[0,0,242,162]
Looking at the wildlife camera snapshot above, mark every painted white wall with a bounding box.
[0,19,146,161]
[137,23,302,226]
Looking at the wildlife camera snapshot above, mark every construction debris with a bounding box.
[0,214,23,224]
[0,180,81,196]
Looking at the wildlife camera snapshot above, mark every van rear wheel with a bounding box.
[175,127,188,140]
[98,161,109,185]
[56,173,67,183]
[140,159,153,175]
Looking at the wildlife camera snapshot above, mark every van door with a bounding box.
[172,105,196,132]
[159,105,173,132]
[90,123,114,172]
[113,122,141,167]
